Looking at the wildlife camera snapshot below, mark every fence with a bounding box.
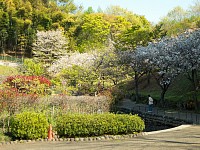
[0,55,23,64]
[132,104,200,124]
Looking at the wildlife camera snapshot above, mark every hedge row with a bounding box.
[11,112,49,140]
[10,112,145,140]
[56,113,145,138]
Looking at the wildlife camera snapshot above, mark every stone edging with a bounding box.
[0,132,145,146]
[0,125,192,146]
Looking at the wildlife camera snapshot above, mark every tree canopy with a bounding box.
[0,1,153,56]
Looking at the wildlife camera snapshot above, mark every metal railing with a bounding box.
[132,105,200,124]
[0,55,23,63]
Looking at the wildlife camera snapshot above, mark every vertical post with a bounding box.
[48,124,53,140]
[196,114,198,124]
[52,105,54,116]
[185,113,187,120]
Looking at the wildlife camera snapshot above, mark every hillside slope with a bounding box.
[120,74,198,110]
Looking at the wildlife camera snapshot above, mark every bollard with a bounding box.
[48,124,53,140]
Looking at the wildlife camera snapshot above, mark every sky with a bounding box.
[73,0,196,23]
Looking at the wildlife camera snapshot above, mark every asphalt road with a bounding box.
[1,125,200,150]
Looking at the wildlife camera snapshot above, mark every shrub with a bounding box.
[3,75,51,95]
[0,130,11,142]
[11,112,49,140]
[56,113,145,138]
[57,65,98,95]
[22,59,45,76]
[0,88,38,114]
[48,95,112,113]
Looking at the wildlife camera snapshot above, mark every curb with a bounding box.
[0,132,145,146]
[0,125,193,146]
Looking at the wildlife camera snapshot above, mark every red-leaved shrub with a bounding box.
[3,75,51,95]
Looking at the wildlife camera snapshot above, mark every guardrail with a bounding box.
[132,105,200,124]
[113,103,200,124]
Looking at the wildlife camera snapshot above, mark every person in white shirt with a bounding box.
[148,95,153,112]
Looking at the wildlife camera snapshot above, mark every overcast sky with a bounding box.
[73,0,195,23]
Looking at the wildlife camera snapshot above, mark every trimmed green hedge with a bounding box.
[11,112,49,140]
[56,113,145,138]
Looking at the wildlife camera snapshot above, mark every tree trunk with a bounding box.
[134,71,139,102]
[160,89,166,107]
[191,69,199,111]
[147,71,151,85]
[193,88,198,111]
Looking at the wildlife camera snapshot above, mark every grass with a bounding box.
[0,130,11,142]
[140,75,196,101]
[118,74,200,111]
[0,65,20,84]
[0,65,19,76]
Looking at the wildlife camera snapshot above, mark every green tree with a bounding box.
[151,24,167,40]
[52,11,66,23]
[58,65,98,95]
[75,13,111,52]
[84,6,95,14]
[116,25,152,51]
[0,10,9,53]
[159,4,200,36]
[108,15,132,41]
[105,5,132,16]
[189,0,200,17]
[0,11,9,33]
[57,0,77,13]
[0,29,8,54]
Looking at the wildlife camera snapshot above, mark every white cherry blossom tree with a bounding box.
[146,39,181,106]
[136,28,200,108]
[32,30,68,67]
[119,46,151,102]
[174,29,200,110]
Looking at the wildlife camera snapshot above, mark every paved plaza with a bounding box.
[1,125,200,150]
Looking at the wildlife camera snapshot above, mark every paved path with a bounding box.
[0,61,19,67]
[1,125,200,150]
[116,99,200,124]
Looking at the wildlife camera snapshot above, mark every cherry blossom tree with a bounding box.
[92,40,127,87]
[174,29,200,110]
[32,30,68,67]
[48,39,125,95]
[119,46,150,102]
[47,52,95,76]
[119,28,200,106]
[134,28,200,108]
[146,39,181,106]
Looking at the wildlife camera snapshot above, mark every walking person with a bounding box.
[148,95,153,112]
